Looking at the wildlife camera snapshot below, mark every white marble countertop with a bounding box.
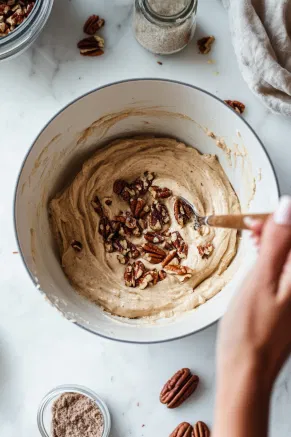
[1,0,291,435]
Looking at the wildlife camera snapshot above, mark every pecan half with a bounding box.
[144,231,165,244]
[98,217,113,240]
[174,198,193,227]
[83,15,105,35]
[124,264,135,287]
[138,271,155,290]
[170,422,194,437]
[130,197,147,218]
[197,243,214,259]
[143,243,166,264]
[149,186,172,199]
[71,240,82,252]
[78,35,104,57]
[113,179,128,195]
[171,231,188,259]
[113,238,130,256]
[164,265,193,282]
[193,421,210,437]
[91,195,104,216]
[197,35,215,54]
[160,368,199,409]
[149,201,170,231]
[224,100,245,114]
[162,250,178,268]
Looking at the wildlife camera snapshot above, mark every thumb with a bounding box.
[257,196,291,284]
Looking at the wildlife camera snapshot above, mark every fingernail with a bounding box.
[244,217,261,229]
[274,196,291,225]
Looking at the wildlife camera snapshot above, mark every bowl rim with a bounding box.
[14,78,281,344]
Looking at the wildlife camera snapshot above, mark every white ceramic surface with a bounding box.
[2,1,291,435]
[15,79,279,343]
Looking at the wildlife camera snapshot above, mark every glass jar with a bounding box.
[134,0,198,55]
[0,0,54,61]
[37,384,111,437]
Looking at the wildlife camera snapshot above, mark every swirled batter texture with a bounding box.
[50,137,240,319]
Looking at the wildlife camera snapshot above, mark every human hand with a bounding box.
[217,196,291,390]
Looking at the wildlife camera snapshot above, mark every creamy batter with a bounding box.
[50,137,240,319]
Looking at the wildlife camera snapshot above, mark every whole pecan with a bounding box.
[197,35,215,54]
[149,185,172,199]
[83,14,105,35]
[77,35,104,57]
[160,368,199,409]
[174,198,193,227]
[142,242,166,264]
[170,422,194,437]
[224,99,245,114]
[193,421,210,437]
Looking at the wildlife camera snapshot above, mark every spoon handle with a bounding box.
[207,213,271,230]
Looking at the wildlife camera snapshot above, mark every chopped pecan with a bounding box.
[149,201,170,231]
[171,231,188,259]
[161,250,178,268]
[163,241,175,251]
[83,14,105,35]
[151,268,159,285]
[98,217,113,240]
[142,243,166,264]
[193,421,210,437]
[149,186,172,199]
[105,241,114,253]
[113,238,129,256]
[132,171,155,195]
[164,264,193,276]
[174,198,193,227]
[77,35,105,57]
[128,241,140,259]
[224,100,245,114]
[91,195,104,216]
[117,253,129,264]
[160,368,199,409]
[124,264,135,287]
[124,261,146,287]
[138,271,154,290]
[144,231,165,244]
[197,243,214,259]
[130,197,147,218]
[71,240,82,252]
[170,422,194,437]
[105,199,112,206]
[197,35,215,54]
[138,218,148,230]
[158,270,167,281]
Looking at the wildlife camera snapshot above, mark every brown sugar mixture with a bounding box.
[52,393,104,437]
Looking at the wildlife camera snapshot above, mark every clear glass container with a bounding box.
[37,384,111,437]
[0,0,54,61]
[134,0,198,55]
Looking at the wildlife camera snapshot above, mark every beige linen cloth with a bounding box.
[223,0,291,116]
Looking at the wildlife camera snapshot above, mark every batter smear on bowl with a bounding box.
[50,137,240,319]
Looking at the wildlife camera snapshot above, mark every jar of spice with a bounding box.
[134,0,198,55]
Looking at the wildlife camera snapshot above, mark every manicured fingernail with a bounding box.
[244,217,261,229]
[274,196,291,225]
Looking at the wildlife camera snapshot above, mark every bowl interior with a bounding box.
[15,80,279,343]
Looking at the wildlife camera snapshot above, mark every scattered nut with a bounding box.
[171,231,188,259]
[149,201,170,231]
[160,368,199,409]
[77,35,105,57]
[193,421,210,437]
[197,243,214,259]
[144,231,165,244]
[91,195,104,216]
[142,243,166,264]
[149,186,172,199]
[224,100,246,114]
[162,250,178,268]
[83,14,105,35]
[197,36,215,54]
[174,198,193,227]
[170,422,194,437]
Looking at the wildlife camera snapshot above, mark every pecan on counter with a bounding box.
[160,368,199,409]
[83,14,105,35]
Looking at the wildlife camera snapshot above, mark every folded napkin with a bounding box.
[223,0,291,116]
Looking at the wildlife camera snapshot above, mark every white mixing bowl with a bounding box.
[14,79,279,343]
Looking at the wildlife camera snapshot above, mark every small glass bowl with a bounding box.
[37,385,111,437]
[0,0,54,61]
